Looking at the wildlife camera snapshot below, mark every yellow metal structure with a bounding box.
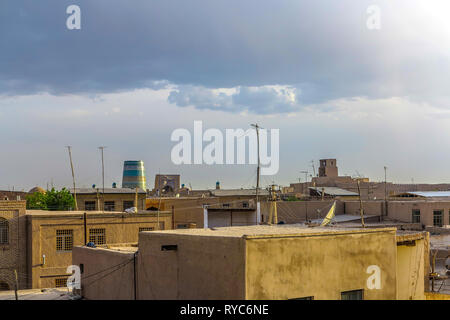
[320,201,336,226]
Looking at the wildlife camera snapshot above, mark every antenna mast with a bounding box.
[98,146,107,212]
[66,146,78,210]
[251,123,261,204]
[311,160,316,177]
[357,180,365,228]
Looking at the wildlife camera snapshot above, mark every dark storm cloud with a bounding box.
[1,0,450,113]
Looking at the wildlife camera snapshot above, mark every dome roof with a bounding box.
[29,186,46,194]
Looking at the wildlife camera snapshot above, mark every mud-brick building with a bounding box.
[74,225,430,300]
[0,201,27,291]
[0,200,172,290]
[72,188,147,212]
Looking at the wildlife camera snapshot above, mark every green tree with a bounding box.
[26,188,75,211]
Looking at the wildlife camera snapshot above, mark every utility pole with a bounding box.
[300,170,308,195]
[83,211,87,245]
[135,187,138,212]
[98,146,107,212]
[384,166,387,220]
[357,180,365,228]
[14,269,18,300]
[268,184,278,225]
[250,124,261,204]
[157,172,162,230]
[66,146,78,210]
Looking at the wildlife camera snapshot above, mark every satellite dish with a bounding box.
[320,201,336,226]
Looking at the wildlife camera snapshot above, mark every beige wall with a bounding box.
[76,193,146,211]
[344,200,385,216]
[28,212,172,289]
[0,201,28,290]
[73,246,135,300]
[160,197,259,228]
[341,199,450,226]
[208,210,257,227]
[245,229,398,300]
[137,233,246,299]
[73,227,431,300]
[396,238,426,300]
[388,201,450,226]
[260,200,344,224]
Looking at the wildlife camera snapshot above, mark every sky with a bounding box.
[1,0,450,191]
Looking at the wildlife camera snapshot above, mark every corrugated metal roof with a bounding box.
[398,191,450,198]
[210,189,270,197]
[310,214,376,224]
[308,187,358,196]
[71,188,147,195]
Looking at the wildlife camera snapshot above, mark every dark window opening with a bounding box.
[341,289,364,300]
[55,278,68,288]
[56,229,73,251]
[85,201,96,211]
[0,281,9,291]
[89,228,106,245]
[412,209,421,223]
[123,201,134,210]
[433,210,443,227]
[0,218,9,245]
[161,245,177,251]
[104,201,115,211]
[289,296,314,300]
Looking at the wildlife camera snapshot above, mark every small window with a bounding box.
[289,296,314,300]
[123,201,134,210]
[0,218,9,245]
[85,201,96,211]
[56,229,73,251]
[242,202,249,208]
[412,209,420,223]
[55,278,68,288]
[104,201,115,211]
[341,289,364,300]
[89,228,106,245]
[222,203,230,208]
[177,224,189,229]
[0,281,10,291]
[139,227,154,232]
[433,210,443,227]
[161,245,177,251]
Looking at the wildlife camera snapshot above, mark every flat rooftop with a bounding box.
[0,288,78,300]
[26,210,171,217]
[142,224,398,239]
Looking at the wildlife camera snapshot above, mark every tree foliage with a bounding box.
[26,188,75,211]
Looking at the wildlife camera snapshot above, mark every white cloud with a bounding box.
[168,84,302,114]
